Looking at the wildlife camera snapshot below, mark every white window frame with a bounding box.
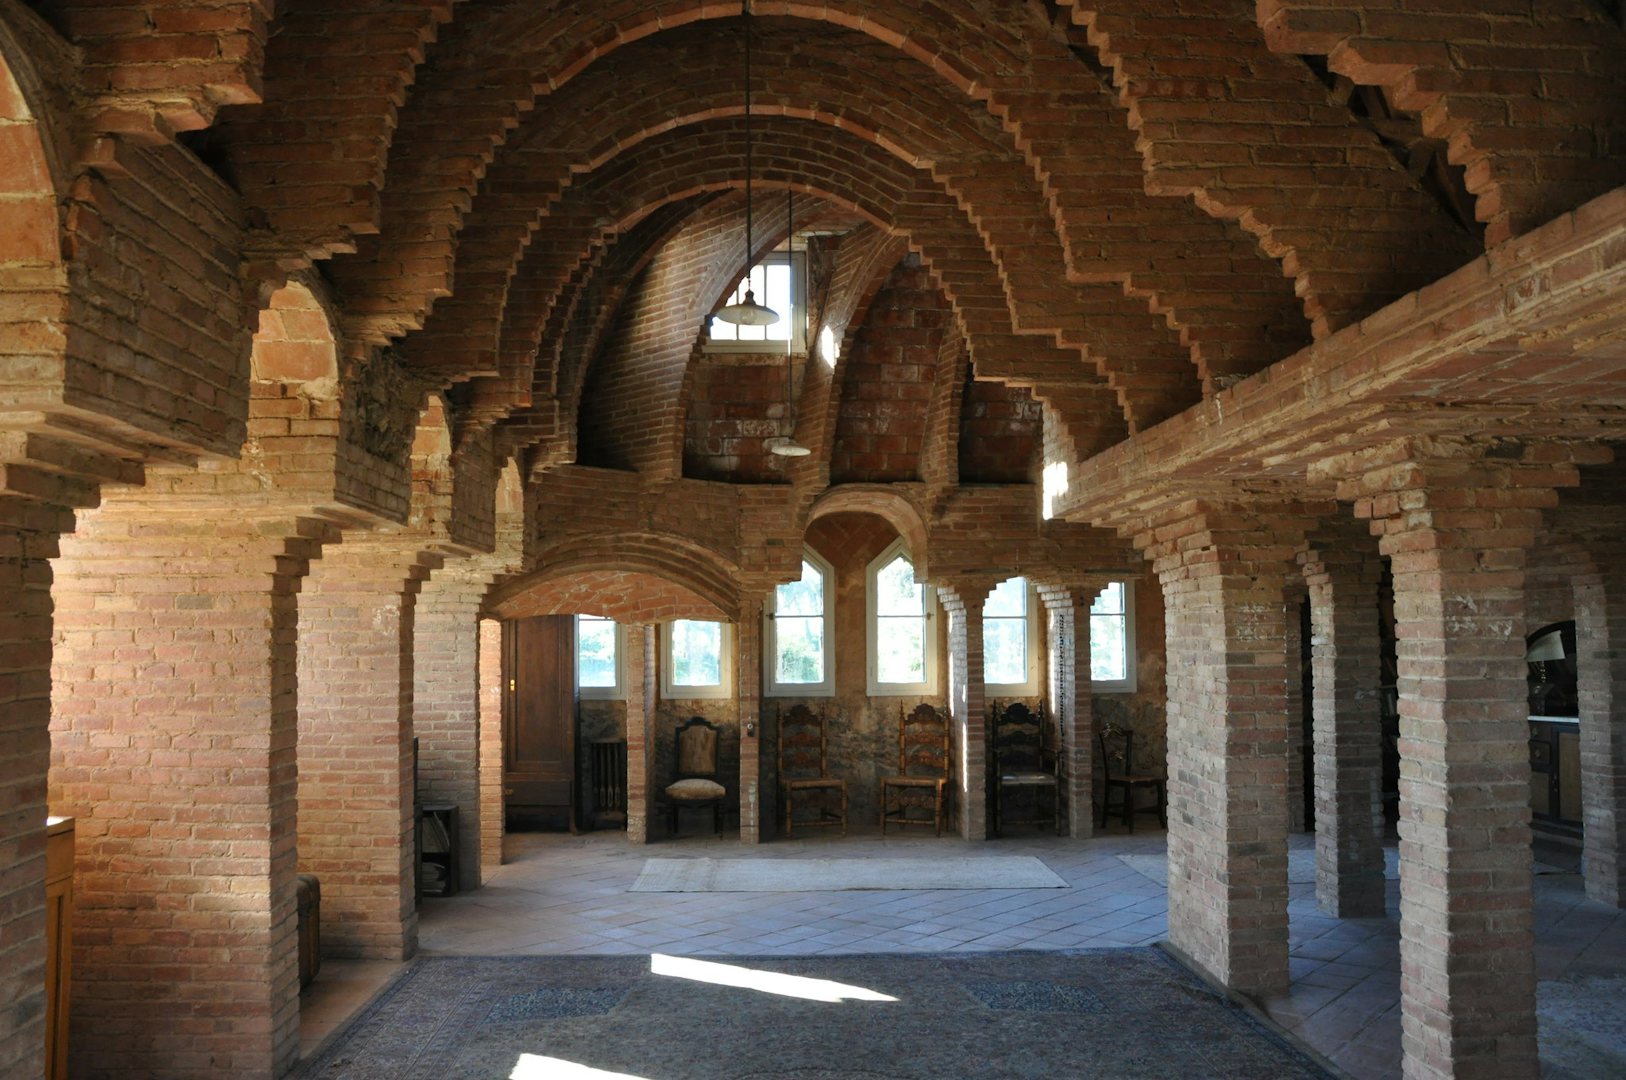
[661,619,734,700]
[765,549,835,698]
[1089,580,1137,694]
[576,614,625,701]
[706,251,808,354]
[865,539,939,696]
[983,576,1040,695]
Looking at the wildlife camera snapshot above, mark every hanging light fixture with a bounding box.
[715,2,779,328]
[771,187,811,457]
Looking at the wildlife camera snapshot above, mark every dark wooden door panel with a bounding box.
[503,615,577,830]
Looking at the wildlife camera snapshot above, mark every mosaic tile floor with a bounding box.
[297,826,1626,1078]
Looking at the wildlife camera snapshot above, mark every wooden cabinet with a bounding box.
[1529,718,1582,831]
[503,616,579,830]
[45,817,73,1080]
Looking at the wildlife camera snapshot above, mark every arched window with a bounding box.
[766,550,834,697]
[983,576,1039,694]
[866,540,937,695]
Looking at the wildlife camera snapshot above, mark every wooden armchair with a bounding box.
[880,703,951,836]
[990,701,1061,837]
[778,704,847,837]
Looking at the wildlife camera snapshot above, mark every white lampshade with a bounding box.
[769,437,811,457]
[1526,630,1565,663]
[716,287,779,326]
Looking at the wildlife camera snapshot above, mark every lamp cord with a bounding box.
[743,2,754,290]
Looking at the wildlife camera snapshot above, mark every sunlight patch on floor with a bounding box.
[650,953,899,1003]
[511,1053,652,1079]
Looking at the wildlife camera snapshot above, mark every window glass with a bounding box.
[984,577,1028,686]
[774,560,827,686]
[708,257,800,344]
[669,620,722,687]
[875,554,926,684]
[1090,582,1128,683]
[577,614,618,688]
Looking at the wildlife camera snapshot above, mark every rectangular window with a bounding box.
[577,614,622,699]
[767,554,834,697]
[707,252,806,351]
[662,619,732,700]
[984,576,1037,692]
[1089,581,1136,693]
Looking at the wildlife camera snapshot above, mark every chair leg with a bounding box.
[840,787,848,838]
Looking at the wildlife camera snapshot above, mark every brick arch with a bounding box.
[486,570,729,626]
[1059,0,1482,339]
[330,0,1270,388]
[1258,0,1626,248]
[0,27,69,397]
[383,26,1283,413]
[807,485,931,579]
[467,120,1169,478]
[490,533,741,623]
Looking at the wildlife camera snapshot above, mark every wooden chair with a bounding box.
[990,701,1061,837]
[664,716,726,836]
[1098,725,1166,832]
[778,704,847,837]
[880,703,951,836]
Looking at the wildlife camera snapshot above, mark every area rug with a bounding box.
[295,949,1336,1079]
[629,856,1067,892]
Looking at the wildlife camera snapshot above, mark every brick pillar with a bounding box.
[51,510,336,1079]
[735,597,765,844]
[1300,529,1387,917]
[297,542,438,959]
[414,566,498,891]
[0,492,75,1080]
[625,624,656,843]
[1284,577,1309,833]
[1139,503,1308,997]
[1040,583,1098,838]
[1341,447,1584,1080]
[477,617,505,874]
[1574,548,1626,907]
[938,583,992,840]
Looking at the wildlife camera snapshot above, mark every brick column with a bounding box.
[477,617,505,874]
[1040,583,1099,838]
[298,542,439,958]
[625,624,657,844]
[1284,577,1309,834]
[0,492,76,1080]
[938,582,992,840]
[1139,503,1309,997]
[50,509,337,1079]
[735,596,765,844]
[1574,547,1626,907]
[1300,528,1387,917]
[1339,445,1586,1080]
[414,566,499,891]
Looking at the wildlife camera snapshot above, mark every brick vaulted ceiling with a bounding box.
[169,0,1626,499]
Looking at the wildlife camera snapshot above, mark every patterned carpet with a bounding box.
[296,949,1335,1079]
[629,856,1068,892]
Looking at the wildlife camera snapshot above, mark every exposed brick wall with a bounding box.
[477,617,504,874]
[0,494,70,1080]
[61,139,251,459]
[830,261,948,483]
[684,355,799,483]
[297,544,437,960]
[50,508,337,1079]
[958,371,1042,484]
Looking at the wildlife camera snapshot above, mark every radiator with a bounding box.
[591,739,628,827]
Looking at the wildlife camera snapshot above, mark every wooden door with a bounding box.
[503,616,578,830]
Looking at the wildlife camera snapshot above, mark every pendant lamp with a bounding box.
[771,187,811,457]
[715,3,779,328]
